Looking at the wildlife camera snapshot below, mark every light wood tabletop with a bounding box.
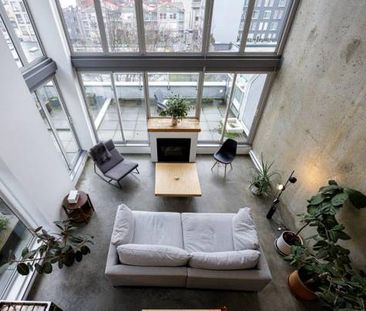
[155,163,202,197]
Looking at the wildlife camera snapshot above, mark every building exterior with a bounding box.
[238,0,289,48]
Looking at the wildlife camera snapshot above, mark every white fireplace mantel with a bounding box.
[147,118,201,162]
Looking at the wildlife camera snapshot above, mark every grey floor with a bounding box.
[29,155,321,311]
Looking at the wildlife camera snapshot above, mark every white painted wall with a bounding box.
[0,34,73,227]
[27,0,95,151]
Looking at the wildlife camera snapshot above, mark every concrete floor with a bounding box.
[29,155,321,311]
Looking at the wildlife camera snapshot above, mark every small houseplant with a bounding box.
[276,180,366,256]
[249,154,279,196]
[159,95,190,126]
[7,220,93,275]
[0,215,9,234]
[284,180,366,309]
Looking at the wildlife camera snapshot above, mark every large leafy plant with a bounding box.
[159,95,190,120]
[8,220,93,275]
[286,180,366,310]
[249,153,279,196]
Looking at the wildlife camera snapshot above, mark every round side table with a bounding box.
[62,191,94,223]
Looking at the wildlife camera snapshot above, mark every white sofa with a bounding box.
[105,205,272,291]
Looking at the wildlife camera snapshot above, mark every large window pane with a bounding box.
[81,73,123,142]
[58,0,103,52]
[101,0,139,52]
[114,73,147,141]
[245,0,292,52]
[235,73,267,136]
[199,73,233,141]
[143,0,205,52]
[0,197,33,298]
[33,93,68,169]
[209,0,245,52]
[35,81,81,166]
[1,0,43,63]
[0,17,22,67]
[147,72,198,117]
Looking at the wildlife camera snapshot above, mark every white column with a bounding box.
[0,33,73,227]
[27,0,95,150]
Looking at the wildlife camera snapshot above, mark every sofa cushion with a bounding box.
[132,211,183,248]
[182,213,234,253]
[232,208,259,250]
[189,250,260,270]
[117,244,190,267]
[111,204,134,246]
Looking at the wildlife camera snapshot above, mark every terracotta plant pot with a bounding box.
[288,270,317,301]
[275,231,303,256]
[171,117,178,126]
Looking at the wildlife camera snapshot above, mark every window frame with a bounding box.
[33,77,82,171]
[56,0,300,57]
[0,0,46,70]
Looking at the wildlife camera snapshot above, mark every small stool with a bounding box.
[62,191,94,223]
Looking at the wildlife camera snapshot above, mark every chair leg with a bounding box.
[230,163,233,170]
[211,161,218,170]
[224,164,227,178]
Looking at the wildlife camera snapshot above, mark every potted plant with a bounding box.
[159,95,190,126]
[276,180,366,256]
[249,154,279,196]
[284,180,366,309]
[7,220,93,275]
[0,215,9,234]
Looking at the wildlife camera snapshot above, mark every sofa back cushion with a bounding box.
[132,211,183,248]
[232,207,259,250]
[182,213,234,253]
[117,244,190,267]
[189,250,260,270]
[111,204,134,246]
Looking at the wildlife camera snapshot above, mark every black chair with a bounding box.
[211,139,238,178]
[89,140,139,188]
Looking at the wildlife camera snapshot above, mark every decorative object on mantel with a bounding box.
[284,180,366,309]
[159,95,190,126]
[7,220,93,276]
[266,170,297,219]
[249,153,280,197]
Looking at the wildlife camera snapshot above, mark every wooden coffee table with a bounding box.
[155,163,202,197]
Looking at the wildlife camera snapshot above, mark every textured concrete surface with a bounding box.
[29,155,320,311]
[252,0,366,266]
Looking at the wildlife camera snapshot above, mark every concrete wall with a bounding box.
[252,0,366,266]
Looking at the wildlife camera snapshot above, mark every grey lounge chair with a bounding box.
[89,140,139,188]
[154,89,168,110]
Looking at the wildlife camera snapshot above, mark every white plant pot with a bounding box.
[275,231,303,256]
[250,184,261,196]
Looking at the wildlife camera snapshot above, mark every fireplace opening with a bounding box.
[157,138,191,162]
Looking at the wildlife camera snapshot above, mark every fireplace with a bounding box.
[147,118,201,162]
[157,138,190,162]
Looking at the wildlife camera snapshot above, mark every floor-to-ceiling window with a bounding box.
[0,197,34,298]
[57,0,298,145]
[33,79,82,170]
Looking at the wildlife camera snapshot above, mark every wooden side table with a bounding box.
[62,191,94,223]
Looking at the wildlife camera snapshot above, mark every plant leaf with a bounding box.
[17,263,29,275]
[344,188,366,209]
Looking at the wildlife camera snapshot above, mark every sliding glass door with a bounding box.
[79,71,270,145]
[33,79,82,170]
